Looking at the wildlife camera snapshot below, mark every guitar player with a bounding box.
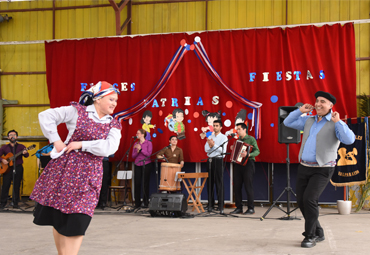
[0,130,29,209]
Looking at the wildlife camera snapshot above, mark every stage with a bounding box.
[1,203,369,255]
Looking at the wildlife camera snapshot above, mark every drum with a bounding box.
[159,162,182,191]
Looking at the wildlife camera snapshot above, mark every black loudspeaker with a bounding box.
[278,106,301,144]
[148,193,188,217]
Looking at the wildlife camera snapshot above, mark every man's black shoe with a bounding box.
[230,208,243,214]
[13,204,20,209]
[301,237,316,248]
[204,206,214,211]
[315,235,325,242]
[244,208,255,215]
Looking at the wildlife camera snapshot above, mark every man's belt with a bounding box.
[300,160,336,168]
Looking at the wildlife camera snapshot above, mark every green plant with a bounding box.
[355,93,370,212]
[358,93,370,117]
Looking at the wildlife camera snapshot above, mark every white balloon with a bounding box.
[185,109,189,115]
[129,118,133,125]
[224,119,231,127]
[194,127,198,132]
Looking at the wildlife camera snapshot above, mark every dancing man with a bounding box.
[284,91,355,248]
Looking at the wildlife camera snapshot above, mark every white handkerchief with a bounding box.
[50,147,67,159]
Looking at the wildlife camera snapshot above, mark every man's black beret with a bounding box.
[315,91,336,105]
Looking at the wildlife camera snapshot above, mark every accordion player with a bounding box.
[231,140,253,166]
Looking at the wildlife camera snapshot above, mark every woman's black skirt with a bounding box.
[33,203,92,236]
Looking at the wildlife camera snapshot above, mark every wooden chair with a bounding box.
[108,170,133,206]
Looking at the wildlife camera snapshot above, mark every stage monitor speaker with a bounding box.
[148,193,188,217]
[278,106,301,144]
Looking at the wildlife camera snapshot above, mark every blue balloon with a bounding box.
[222,112,226,116]
[270,123,274,127]
[187,120,191,123]
[157,128,163,134]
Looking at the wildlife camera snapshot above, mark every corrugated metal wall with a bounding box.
[0,0,369,197]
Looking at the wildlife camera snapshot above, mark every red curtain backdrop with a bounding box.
[45,23,357,163]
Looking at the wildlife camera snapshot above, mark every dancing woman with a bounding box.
[31,81,121,255]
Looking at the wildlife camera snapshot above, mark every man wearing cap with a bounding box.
[284,91,355,248]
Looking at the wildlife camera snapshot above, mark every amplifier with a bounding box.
[148,193,187,217]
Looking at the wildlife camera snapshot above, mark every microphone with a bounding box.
[229,133,237,137]
[167,145,171,149]
[162,155,169,163]
[132,136,137,139]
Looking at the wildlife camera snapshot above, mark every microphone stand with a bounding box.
[202,135,234,216]
[116,137,136,211]
[32,143,53,157]
[133,155,150,213]
[29,144,53,211]
[132,146,170,213]
[11,142,25,211]
[12,144,17,209]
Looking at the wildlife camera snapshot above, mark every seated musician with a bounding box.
[230,123,260,215]
[36,143,54,168]
[156,136,184,167]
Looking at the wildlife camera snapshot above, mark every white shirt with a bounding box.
[38,104,121,157]
[204,132,228,158]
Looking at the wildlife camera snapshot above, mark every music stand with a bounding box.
[113,170,133,211]
[113,137,136,211]
[260,144,300,221]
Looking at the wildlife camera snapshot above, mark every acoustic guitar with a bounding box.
[0,144,36,174]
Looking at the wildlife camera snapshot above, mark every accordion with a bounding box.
[231,140,253,166]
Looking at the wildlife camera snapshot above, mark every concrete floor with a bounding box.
[1,202,370,255]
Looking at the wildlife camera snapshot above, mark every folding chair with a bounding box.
[108,170,133,206]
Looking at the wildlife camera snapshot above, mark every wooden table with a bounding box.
[178,172,208,213]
